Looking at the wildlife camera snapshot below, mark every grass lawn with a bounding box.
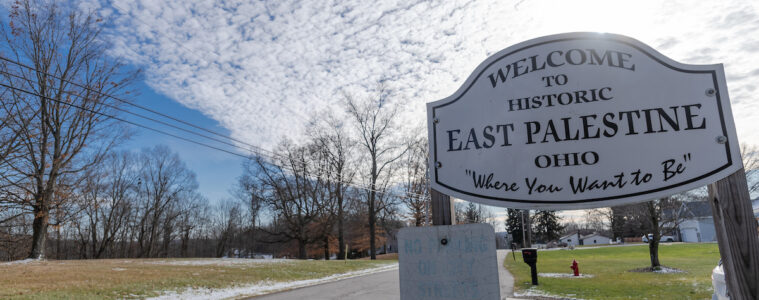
[504,243,720,299]
[0,258,394,299]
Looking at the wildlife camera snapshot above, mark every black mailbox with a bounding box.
[521,248,539,285]
[522,248,538,264]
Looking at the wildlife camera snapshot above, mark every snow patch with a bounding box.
[514,286,586,299]
[148,258,289,266]
[653,266,685,274]
[1,258,40,265]
[539,272,594,278]
[112,267,127,271]
[148,263,398,300]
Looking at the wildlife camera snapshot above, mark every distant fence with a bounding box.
[624,237,643,243]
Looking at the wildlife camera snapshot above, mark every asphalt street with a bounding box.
[251,250,518,300]
[251,268,401,300]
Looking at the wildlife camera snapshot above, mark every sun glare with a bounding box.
[529,0,663,40]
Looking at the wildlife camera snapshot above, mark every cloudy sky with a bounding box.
[83,0,759,149]
[64,0,759,226]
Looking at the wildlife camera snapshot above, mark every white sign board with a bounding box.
[427,32,742,209]
[398,223,499,300]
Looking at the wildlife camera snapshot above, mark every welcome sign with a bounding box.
[427,32,741,209]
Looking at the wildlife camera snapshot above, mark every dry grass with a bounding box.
[0,258,393,299]
[358,253,398,260]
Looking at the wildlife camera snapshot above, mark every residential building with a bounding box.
[676,201,717,243]
[581,232,612,245]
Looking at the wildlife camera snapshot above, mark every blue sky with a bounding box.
[5,0,759,225]
[118,82,245,202]
[87,0,759,225]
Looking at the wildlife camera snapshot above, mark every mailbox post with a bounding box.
[521,248,538,285]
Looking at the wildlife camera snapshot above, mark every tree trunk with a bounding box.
[56,225,61,259]
[215,233,227,258]
[337,191,345,260]
[323,236,330,260]
[369,153,378,260]
[249,217,256,256]
[369,189,376,260]
[649,240,660,267]
[298,240,307,259]
[29,206,49,259]
[337,202,345,259]
[162,223,172,258]
[647,201,661,268]
[181,229,190,257]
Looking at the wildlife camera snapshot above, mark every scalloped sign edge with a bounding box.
[426,32,742,210]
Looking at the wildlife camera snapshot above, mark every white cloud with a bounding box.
[82,0,759,150]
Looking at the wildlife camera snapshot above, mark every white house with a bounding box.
[559,232,611,246]
[559,232,582,247]
[676,201,717,243]
[581,233,612,245]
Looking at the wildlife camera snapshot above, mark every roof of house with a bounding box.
[679,201,713,218]
[559,233,578,240]
[580,232,610,240]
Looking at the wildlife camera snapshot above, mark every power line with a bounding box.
[86,6,427,199]
[0,55,277,158]
[0,69,264,156]
[0,80,427,199]
[0,81,251,159]
[93,2,430,200]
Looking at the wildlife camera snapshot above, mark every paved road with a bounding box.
[252,268,401,300]
[251,251,518,300]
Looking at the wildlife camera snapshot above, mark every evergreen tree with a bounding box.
[464,202,483,224]
[532,210,564,243]
[505,209,524,247]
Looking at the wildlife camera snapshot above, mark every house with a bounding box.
[559,232,582,247]
[676,201,717,243]
[581,232,611,245]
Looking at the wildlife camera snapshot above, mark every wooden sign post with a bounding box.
[708,168,759,299]
[431,188,455,225]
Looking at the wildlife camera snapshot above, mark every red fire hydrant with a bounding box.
[570,259,580,276]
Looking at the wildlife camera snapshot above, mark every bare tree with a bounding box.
[584,209,608,233]
[345,84,408,259]
[134,146,198,258]
[309,113,356,259]
[0,0,138,259]
[176,193,208,257]
[644,197,682,268]
[401,135,430,226]
[78,151,137,258]
[741,144,758,194]
[255,142,332,259]
[212,200,241,258]
[231,164,263,256]
[0,89,30,184]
